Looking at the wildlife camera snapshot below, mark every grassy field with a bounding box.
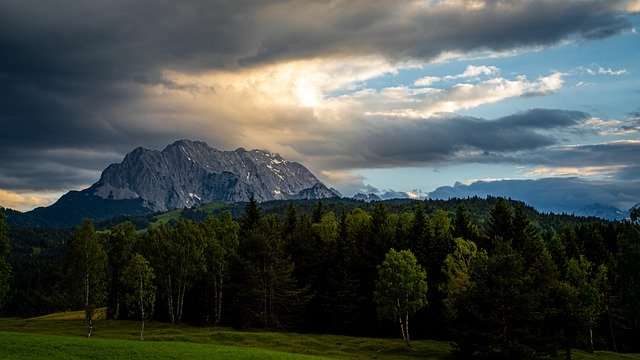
[0,311,636,359]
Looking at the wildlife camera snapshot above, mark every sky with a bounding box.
[0,0,639,211]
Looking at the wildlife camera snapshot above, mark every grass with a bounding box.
[0,312,636,359]
[151,209,184,227]
[0,331,327,360]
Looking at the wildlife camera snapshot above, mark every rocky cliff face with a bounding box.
[87,139,339,211]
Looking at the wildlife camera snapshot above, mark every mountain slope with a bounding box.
[429,177,637,220]
[22,140,339,227]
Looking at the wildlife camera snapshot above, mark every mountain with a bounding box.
[352,193,382,202]
[429,177,638,220]
[22,140,340,227]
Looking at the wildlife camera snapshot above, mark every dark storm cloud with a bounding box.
[489,140,640,172]
[0,0,633,192]
[291,109,591,168]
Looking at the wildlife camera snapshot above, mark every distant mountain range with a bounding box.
[14,140,340,227]
[429,177,638,220]
[4,141,638,227]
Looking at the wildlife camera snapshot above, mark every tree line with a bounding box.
[1,199,640,359]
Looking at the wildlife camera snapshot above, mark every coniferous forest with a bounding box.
[2,197,640,359]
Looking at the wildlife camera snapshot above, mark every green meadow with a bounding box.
[0,311,635,360]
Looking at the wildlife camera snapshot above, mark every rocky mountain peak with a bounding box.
[88,140,339,211]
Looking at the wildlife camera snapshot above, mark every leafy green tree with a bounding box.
[313,212,339,245]
[451,233,561,359]
[171,220,206,323]
[374,249,428,347]
[203,212,239,324]
[105,221,137,319]
[559,256,607,358]
[143,220,205,323]
[441,238,487,317]
[122,254,156,340]
[65,219,107,337]
[0,211,11,311]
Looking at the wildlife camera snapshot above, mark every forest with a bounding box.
[1,197,639,360]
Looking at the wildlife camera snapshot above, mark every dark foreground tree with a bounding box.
[0,211,11,311]
[559,256,606,359]
[122,254,156,340]
[203,212,239,324]
[65,219,107,337]
[375,249,427,347]
[105,221,137,319]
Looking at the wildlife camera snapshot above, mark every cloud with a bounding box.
[578,66,628,76]
[524,165,627,178]
[414,64,500,86]
[627,0,640,12]
[478,140,640,181]
[290,109,590,169]
[0,0,635,205]
[0,189,61,212]
[368,72,564,117]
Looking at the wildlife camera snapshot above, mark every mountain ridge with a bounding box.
[428,177,638,220]
[21,140,340,227]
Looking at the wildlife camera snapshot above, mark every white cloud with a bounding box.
[456,65,500,78]
[414,76,442,86]
[367,72,564,118]
[414,64,500,87]
[578,66,628,76]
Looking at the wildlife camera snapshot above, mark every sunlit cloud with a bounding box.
[366,72,564,118]
[0,189,61,212]
[525,165,628,178]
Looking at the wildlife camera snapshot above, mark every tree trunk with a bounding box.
[397,299,406,342]
[263,262,268,327]
[589,327,594,353]
[608,306,617,352]
[114,292,120,320]
[404,312,411,347]
[167,274,175,324]
[139,274,145,341]
[216,267,224,325]
[85,271,92,338]
[176,283,186,323]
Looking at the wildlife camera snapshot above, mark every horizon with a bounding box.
[1,1,639,211]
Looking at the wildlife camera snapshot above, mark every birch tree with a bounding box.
[374,249,427,347]
[65,219,107,337]
[203,212,239,324]
[123,254,156,340]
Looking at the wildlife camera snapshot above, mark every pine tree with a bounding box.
[488,198,514,246]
